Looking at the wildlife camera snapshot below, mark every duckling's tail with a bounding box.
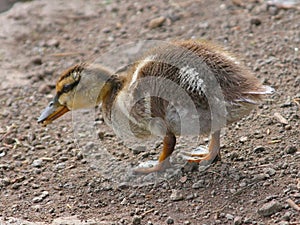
[237,85,275,105]
[245,85,275,95]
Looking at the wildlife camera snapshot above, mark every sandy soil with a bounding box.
[0,0,299,224]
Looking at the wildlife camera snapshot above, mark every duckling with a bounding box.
[38,40,274,174]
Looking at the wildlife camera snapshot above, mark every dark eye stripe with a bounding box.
[62,79,80,93]
[56,79,80,98]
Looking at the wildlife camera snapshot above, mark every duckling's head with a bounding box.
[38,63,113,126]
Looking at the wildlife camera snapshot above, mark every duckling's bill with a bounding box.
[38,96,69,126]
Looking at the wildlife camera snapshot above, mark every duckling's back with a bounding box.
[115,40,273,137]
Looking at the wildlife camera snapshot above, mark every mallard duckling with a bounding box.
[38,40,274,173]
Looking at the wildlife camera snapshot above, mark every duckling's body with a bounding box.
[38,40,273,173]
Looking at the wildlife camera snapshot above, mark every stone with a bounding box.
[132,215,141,225]
[2,137,15,145]
[32,159,43,168]
[101,27,111,33]
[170,189,184,201]
[239,136,248,143]
[192,179,205,189]
[148,16,166,29]
[282,211,291,221]
[120,198,127,205]
[166,217,174,224]
[11,183,21,189]
[233,216,243,225]
[0,177,10,187]
[38,84,52,94]
[31,57,42,65]
[40,191,49,199]
[257,200,283,216]
[47,38,60,47]
[54,162,65,170]
[225,213,234,220]
[250,18,262,26]
[132,145,146,155]
[278,222,289,225]
[252,173,269,182]
[263,167,276,176]
[32,196,43,203]
[285,146,297,154]
[183,161,198,172]
[253,146,265,153]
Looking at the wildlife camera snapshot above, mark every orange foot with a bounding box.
[184,130,221,167]
[180,146,220,167]
[132,159,171,174]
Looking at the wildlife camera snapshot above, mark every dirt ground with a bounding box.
[0,0,299,224]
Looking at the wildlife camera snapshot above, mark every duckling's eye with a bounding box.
[62,83,74,93]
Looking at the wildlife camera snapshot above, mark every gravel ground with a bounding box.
[0,0,299,224]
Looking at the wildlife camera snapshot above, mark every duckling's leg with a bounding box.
[182,130,221,166]
[133,132,176,174]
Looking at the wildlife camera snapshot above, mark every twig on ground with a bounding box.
[50,52,84,57]
[286,198,300,211]
[141,208,155,217]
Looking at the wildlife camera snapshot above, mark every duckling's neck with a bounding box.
[100,75,124,122]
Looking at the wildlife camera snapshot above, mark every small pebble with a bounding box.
[40,191,49,199]
[170,189,184,201]
[284,124,292,130]
[250,17,262,26]
[263,167,276,176]
[239,136,248,143]
[252,173,269,182]
[118,182,129,189]
[132,145,146,155]
[32,159,43,168]
[257,200,283,216]
[0,150,5,158]
[54,162,65,170]
[183,161,198,172]
[120,198,127,205]
[148,16,166,29]
[278,222,289,225]
[166,217,174,224]
[47,39,60,47]
[3,137,15,145]
[268,5,279,15]
[132,215,141,225]
[101,27,111,33]
[192,179,205,189]
[282,211,291,221]
[244,217,252,224]
[32,196,43,203]
[253,146,265,153]
[32,191,49,203]
[31,204,41,211]
[285,146,297,154]
[233,216,243,225]
[225,213,234,220]
[239,181,247,187]
[31,183,40,189]
[31,57,42,65]
[38,84,52,94]
[0,177,10,187]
